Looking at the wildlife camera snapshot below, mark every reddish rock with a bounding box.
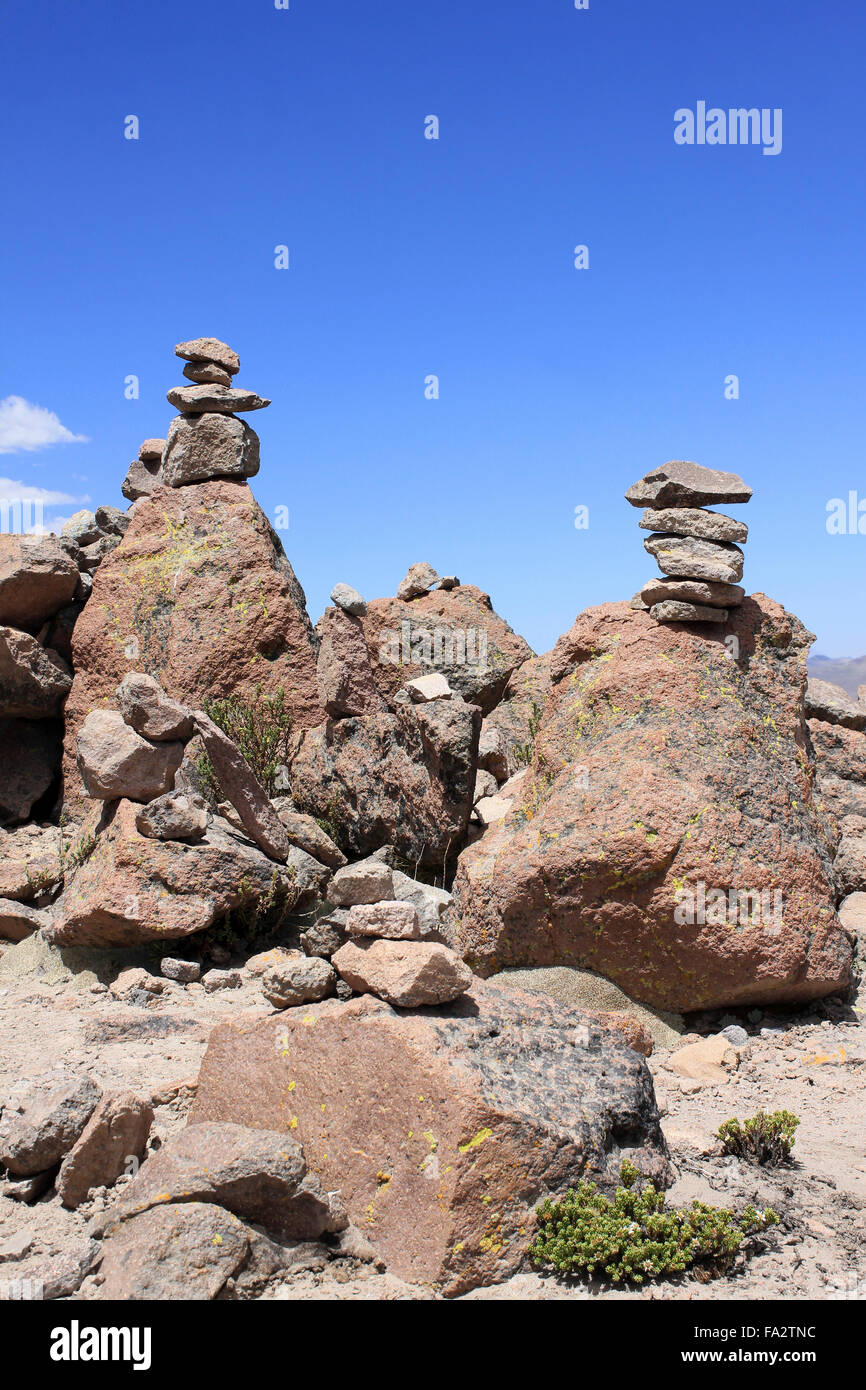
[76,710,184,801]
[291,698,480,869]
[0,823,63,900]
[316,606,385,718]
[482,650,554,780]
[0,626,72,718]
[360,584,533,714]
[271,800,346,869]
[451,596,852,1012]
[0,535,79,630]
[95,1202,273,1301]
[191,980,669,1295]
[346,901,421,940]
[193,710,289,862]
[0,1069,101,1176]
[57,1091,153,1209]
[102,1121,344,1239]
[45,800,300,948]
[62,479,323,816]
[332,937,472,1006]
[0,898,50,942]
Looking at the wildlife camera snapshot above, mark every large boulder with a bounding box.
[451,596,852,1012]
[191,979,670,1295]
[359,584,533,715]
[0,627,72,718]
[0,535,79,629]
[62,478,323,815]
[290,698,480,869]
[76,710,184,801]
[45,800,300,948]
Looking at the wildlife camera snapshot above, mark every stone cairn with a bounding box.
[626,459,753,624]
[122,336,270,499]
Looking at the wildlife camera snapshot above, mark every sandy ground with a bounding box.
[0,938,863,1303]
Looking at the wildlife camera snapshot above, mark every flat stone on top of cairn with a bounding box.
[627,460,752,625]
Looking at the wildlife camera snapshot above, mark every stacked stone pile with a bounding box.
[626,459,753,624]
[121,336,269,498]
[260,852,466,1010]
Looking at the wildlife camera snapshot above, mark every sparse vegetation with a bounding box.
[197,685,294,798]
[530,1160,778,1286]
[514,700,544,767]
[717,1111,800,1166]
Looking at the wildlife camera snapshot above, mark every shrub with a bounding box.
[717,1111,800,1166]
[197,686,294,799]
[514,700,544,768]
[530,1160,778,1285]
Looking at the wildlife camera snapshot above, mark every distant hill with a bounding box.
[807,654,866,699]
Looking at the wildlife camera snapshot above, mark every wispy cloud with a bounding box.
[0,477,85,506]
[0,395,89,455]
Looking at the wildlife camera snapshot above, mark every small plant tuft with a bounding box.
[530,1161,777,1285]
[717,1111,800,1166]
[197,685,294,799]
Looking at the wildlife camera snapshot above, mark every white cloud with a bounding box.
[0,395,89,454]
[0,477,85,506]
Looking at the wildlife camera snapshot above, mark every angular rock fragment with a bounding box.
[638,507,748,543]
[640,576,744,609]
[57,1090,153,1209]
[332,937,472,1006]
[135,791,208,841]
[262,952,337,1007]
[806,677,866,731]
[651,600,729,624]
[193,710,289,862]
[76,710,184,801]
[328,857,394,906]
[162,413,260,486]
[0,1069,101,1176]
[175,337,240,375]
[626,460,753,509]
[166,385,270,415]
[0,626,72,718]
[0,535,79,629]
[345,901,422,939]
[116,671,193,741]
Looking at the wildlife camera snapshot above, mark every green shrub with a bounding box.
[197,686,294,799]
[717,1111,800,1166]
[530,1160,778,1286]
[514,700,544,768]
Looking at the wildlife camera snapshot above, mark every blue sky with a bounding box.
[1,0,864,657]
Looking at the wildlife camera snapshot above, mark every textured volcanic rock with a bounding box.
[450,596,852,1012]
[62,478,322,817]
[271,800,346,869]
[643,533,745,584]
[332,937,472,1005]
[135,790,208,841]
[166,385,270,415]
[0,627,72,718]
[316,605,385,718]
[182,360,233,386]
[641,577,745,610]
[116,671,193,741]
[162,413,260,486]
[94,1202,282,1301]
[650,600,729,624]
[76,710,184,801]
[45,800,300,947]
[0,718,63,824]
[191,980,669,1295]
[806,678,866,731]
[638,507,748,543]
[175,337,240,375]
[626,460,753,509]
[193,710,290,862]
[0,823,63,899]
[290,698,480,869]
[0,1069,101,1176]
[359,584,533,715]
[57,1091,153,1209]
[0,898,51,941]
[0,535,79,629]
[100,1121,344,1240]
[481,650,554,781]
[809,719,866,825]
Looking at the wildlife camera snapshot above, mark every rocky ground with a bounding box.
[1,933,862,1303]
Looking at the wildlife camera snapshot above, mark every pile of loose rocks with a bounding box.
[627,459,752,624]
[259,852,470,1010]
[122,336,269,498]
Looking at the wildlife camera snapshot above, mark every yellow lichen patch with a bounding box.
[458,1127,493,1155]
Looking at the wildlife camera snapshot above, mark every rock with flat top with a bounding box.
[175,337,240,375]
[651,600,729,624]
[135,791,208,841]
[406,672,452,703]
[57,1091,153,1209]
[0,535,79,629]
[644,533,744,584]
[262,953,337,1007]
[638,507,748,543]
[332,937,472,1006]
[397,561,439,600]
[0,1069,101,1176]
[346,901,422,940]
[328,857,394,906]
[162,413,260,486]
[182,360,233,386]
[166,384,270,415]
[806,678,866,731]
[626,460,752,509]
[641,577,744,609]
